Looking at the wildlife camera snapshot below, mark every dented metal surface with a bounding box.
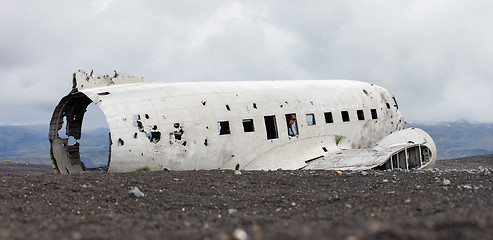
[49,70,437,174]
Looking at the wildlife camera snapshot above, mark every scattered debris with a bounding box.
[234,170,242,175]
[404,199,411,204]
[330,192,340,201]
[457,184,477,190]
[443,179,451,185]
[374,171,384,176]
[232,228,249,240]
[127,187,145,198]
[361,171,369,176]
[228,208,238,214]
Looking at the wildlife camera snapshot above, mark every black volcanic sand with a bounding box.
[0,156,492,240]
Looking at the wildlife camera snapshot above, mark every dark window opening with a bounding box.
[306,113,316,125]
[324,112,334,123]
[226,105,231,111]
[386,102,391,109]
[341,111,350,122]
[398,150,406,169]
[253,103,257,109]
[145,114,149,119]
[392,97,399,109]
[285,113,298,136]
[407,147,420,168]
[264,115,279,139]
[117,138,124,146]
[357,110,365,120]
[218,121,231,135]
[242,119,255,132]
[391,154,398,168]
[371,109,378,119]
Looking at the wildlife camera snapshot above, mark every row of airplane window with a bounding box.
[217,109,379,139]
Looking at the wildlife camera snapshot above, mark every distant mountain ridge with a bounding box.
[1,121,492,165]
[407,121,493,159]
[0,125,109,166]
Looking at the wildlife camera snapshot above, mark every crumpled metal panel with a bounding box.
[304,128,437,170]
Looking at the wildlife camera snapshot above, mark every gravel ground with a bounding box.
[0,156,492,240]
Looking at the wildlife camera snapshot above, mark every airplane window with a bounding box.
[392,97,399,109]
[386,102,391,109]
[217,121,231,135]
[306,114,316,125]
[357,110,365,120]
[341,111,350,122]
[371,109,378,119]
[264,115,279,139]
[324,112,334,123]
[242,119,255,132]
[285,113,299,137]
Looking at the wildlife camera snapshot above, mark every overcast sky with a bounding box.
[1,0,493,128]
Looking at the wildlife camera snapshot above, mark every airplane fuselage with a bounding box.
[49,71,435,173]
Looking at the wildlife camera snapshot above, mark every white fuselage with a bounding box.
[84,80,404,171]
[50,71,435,174]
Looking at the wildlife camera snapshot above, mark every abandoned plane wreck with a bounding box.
[49,70,437,174]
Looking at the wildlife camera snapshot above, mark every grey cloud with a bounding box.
[1,0,493,126]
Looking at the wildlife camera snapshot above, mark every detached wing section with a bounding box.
[304,128,437,170]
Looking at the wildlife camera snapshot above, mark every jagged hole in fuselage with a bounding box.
[79,103,110,170]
